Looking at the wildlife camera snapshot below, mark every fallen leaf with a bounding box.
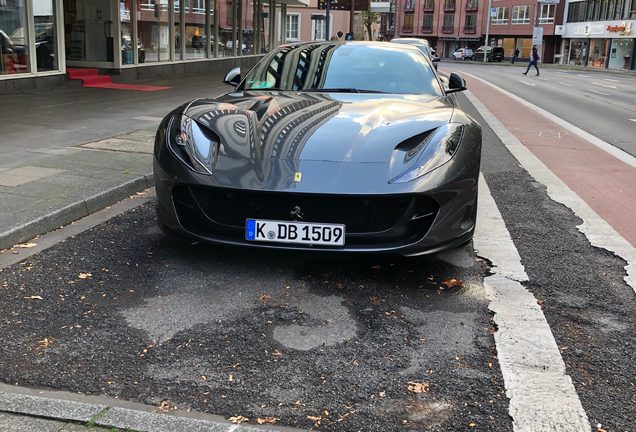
[37,337,55,349]
[78,273,92,279]
[469,422,478,427]
[271,349,283,357]
[537,299,545,309]
[158,400,170,412]
[228,415,248,424]
[407,381,430,394]
[257,417,278,424]
[307,415,322,422]
[441,278,464,289]
[228,373,234,382]
[259,294,273,301]
[15,243,37,248]
[201,375,208,381]
[24,295,43,300]
[378,391,386,397]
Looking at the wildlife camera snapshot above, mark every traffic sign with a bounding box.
[490,7,497,17]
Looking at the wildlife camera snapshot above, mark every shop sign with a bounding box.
[607,22,632,36]
[554,25,565,35]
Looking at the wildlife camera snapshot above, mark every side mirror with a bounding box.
[223,67,241,87]
[445,72,467,94]
[431,56,440,63]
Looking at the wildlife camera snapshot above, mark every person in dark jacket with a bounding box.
[511,47,520,64]
[523,46,540,76]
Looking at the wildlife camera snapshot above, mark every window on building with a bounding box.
[1,0,31,74]
[464,13,476,32]
[538,4,555,23]
[286,14,300,41]
[422,13,434,31]
[423,0,435,10]
[312,16,329,40]
[628,0,636,18]
[404,0,415,12]
[492,7,509,24]
[192,0,205,13]
[444,0,456,10]
[403,13,414,31]
[442,13,455,32]
[466,0,478,11]
[511,5,530,24]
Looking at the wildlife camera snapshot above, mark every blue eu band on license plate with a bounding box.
[245,219,345,246]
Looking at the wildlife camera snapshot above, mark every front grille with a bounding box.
[187,186,412,234]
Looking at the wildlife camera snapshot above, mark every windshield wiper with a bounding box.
[303,88,388,94]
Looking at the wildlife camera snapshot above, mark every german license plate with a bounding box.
[245,219,345,246]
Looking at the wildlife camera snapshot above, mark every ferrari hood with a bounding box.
[182,91,454,164]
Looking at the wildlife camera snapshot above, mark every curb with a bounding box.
[0,174,153,251]
[0,384,305,432]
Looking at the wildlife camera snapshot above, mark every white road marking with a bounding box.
[591,81,617,89]
[590,90,610,96]
[629,119,636,123]
[559,82,574,87]
[464,85,636,294]
[132,116,163,122]
[603,78,621,83]
[519,80,536,87]
[576,74,590,78]
[474,175,591,432]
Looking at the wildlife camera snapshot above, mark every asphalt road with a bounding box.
[441,62,636,156]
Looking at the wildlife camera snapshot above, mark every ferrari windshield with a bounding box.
[243,42,443,96]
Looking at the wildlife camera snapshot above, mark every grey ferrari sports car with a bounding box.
[153,41,481,255]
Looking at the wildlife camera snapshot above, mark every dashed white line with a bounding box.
[519,80,536,87]
[576,74,590,78]
[558,82,574,87]
[590,90,610,96]
[591,81,618,89]
[603,78,621,83]
[474,175,591,432]
[132,116,163,122]
[630,119,636,123]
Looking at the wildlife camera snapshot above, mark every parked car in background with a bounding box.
[475,46,504,62]
[390,38,440,70]
[452,48,474,60]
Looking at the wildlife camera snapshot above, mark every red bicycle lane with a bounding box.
[462,74,636,248]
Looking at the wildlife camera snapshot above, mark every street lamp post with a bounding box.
[483,0,492,62]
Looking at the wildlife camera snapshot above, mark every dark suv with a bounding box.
[475,46,504,62]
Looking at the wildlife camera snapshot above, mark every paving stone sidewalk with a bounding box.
[0,72,230,250]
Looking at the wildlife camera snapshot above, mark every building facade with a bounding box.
[0,0,349,91]
[561,0,635,69]
[394,0,566,61]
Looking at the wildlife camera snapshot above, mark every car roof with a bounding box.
[280,40,425,53]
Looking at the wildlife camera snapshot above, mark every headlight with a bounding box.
[390,123,464,183]
[168,114,219,175]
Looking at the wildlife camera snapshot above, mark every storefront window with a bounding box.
[34,0,58,71]
[64,0,115,63]
[569,40,588,66]
[589,38,609,68]
[608,38,633,69]
[1,0,31,74]
[175,0,183,60]
[186,0,206,58]
[138,0,169,62]
[121,0,134,64]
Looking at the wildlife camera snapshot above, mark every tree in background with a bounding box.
[361,8,379,41]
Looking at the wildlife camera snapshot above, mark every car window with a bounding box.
[244,43,443,96]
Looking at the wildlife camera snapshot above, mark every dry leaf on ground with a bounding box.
[257,417,278,424]
[78,273,92,279]
[24,295,43,300]
[407,381,430,394]
[307,415,322,422]
[259,293,273,301]
[228,415,249,424]
[441,278,464,289]
[37,337,55,349]
[15,243,37,248]
[271,349,283,357]
[158,400,170,412]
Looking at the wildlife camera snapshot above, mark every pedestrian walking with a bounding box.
[522,46,540,76]
[511,48,519,64]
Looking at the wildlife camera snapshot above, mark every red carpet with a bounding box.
[67,68,170,92]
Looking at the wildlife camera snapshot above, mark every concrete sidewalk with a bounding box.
[0,384,302,432]
[0,71,232,250]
